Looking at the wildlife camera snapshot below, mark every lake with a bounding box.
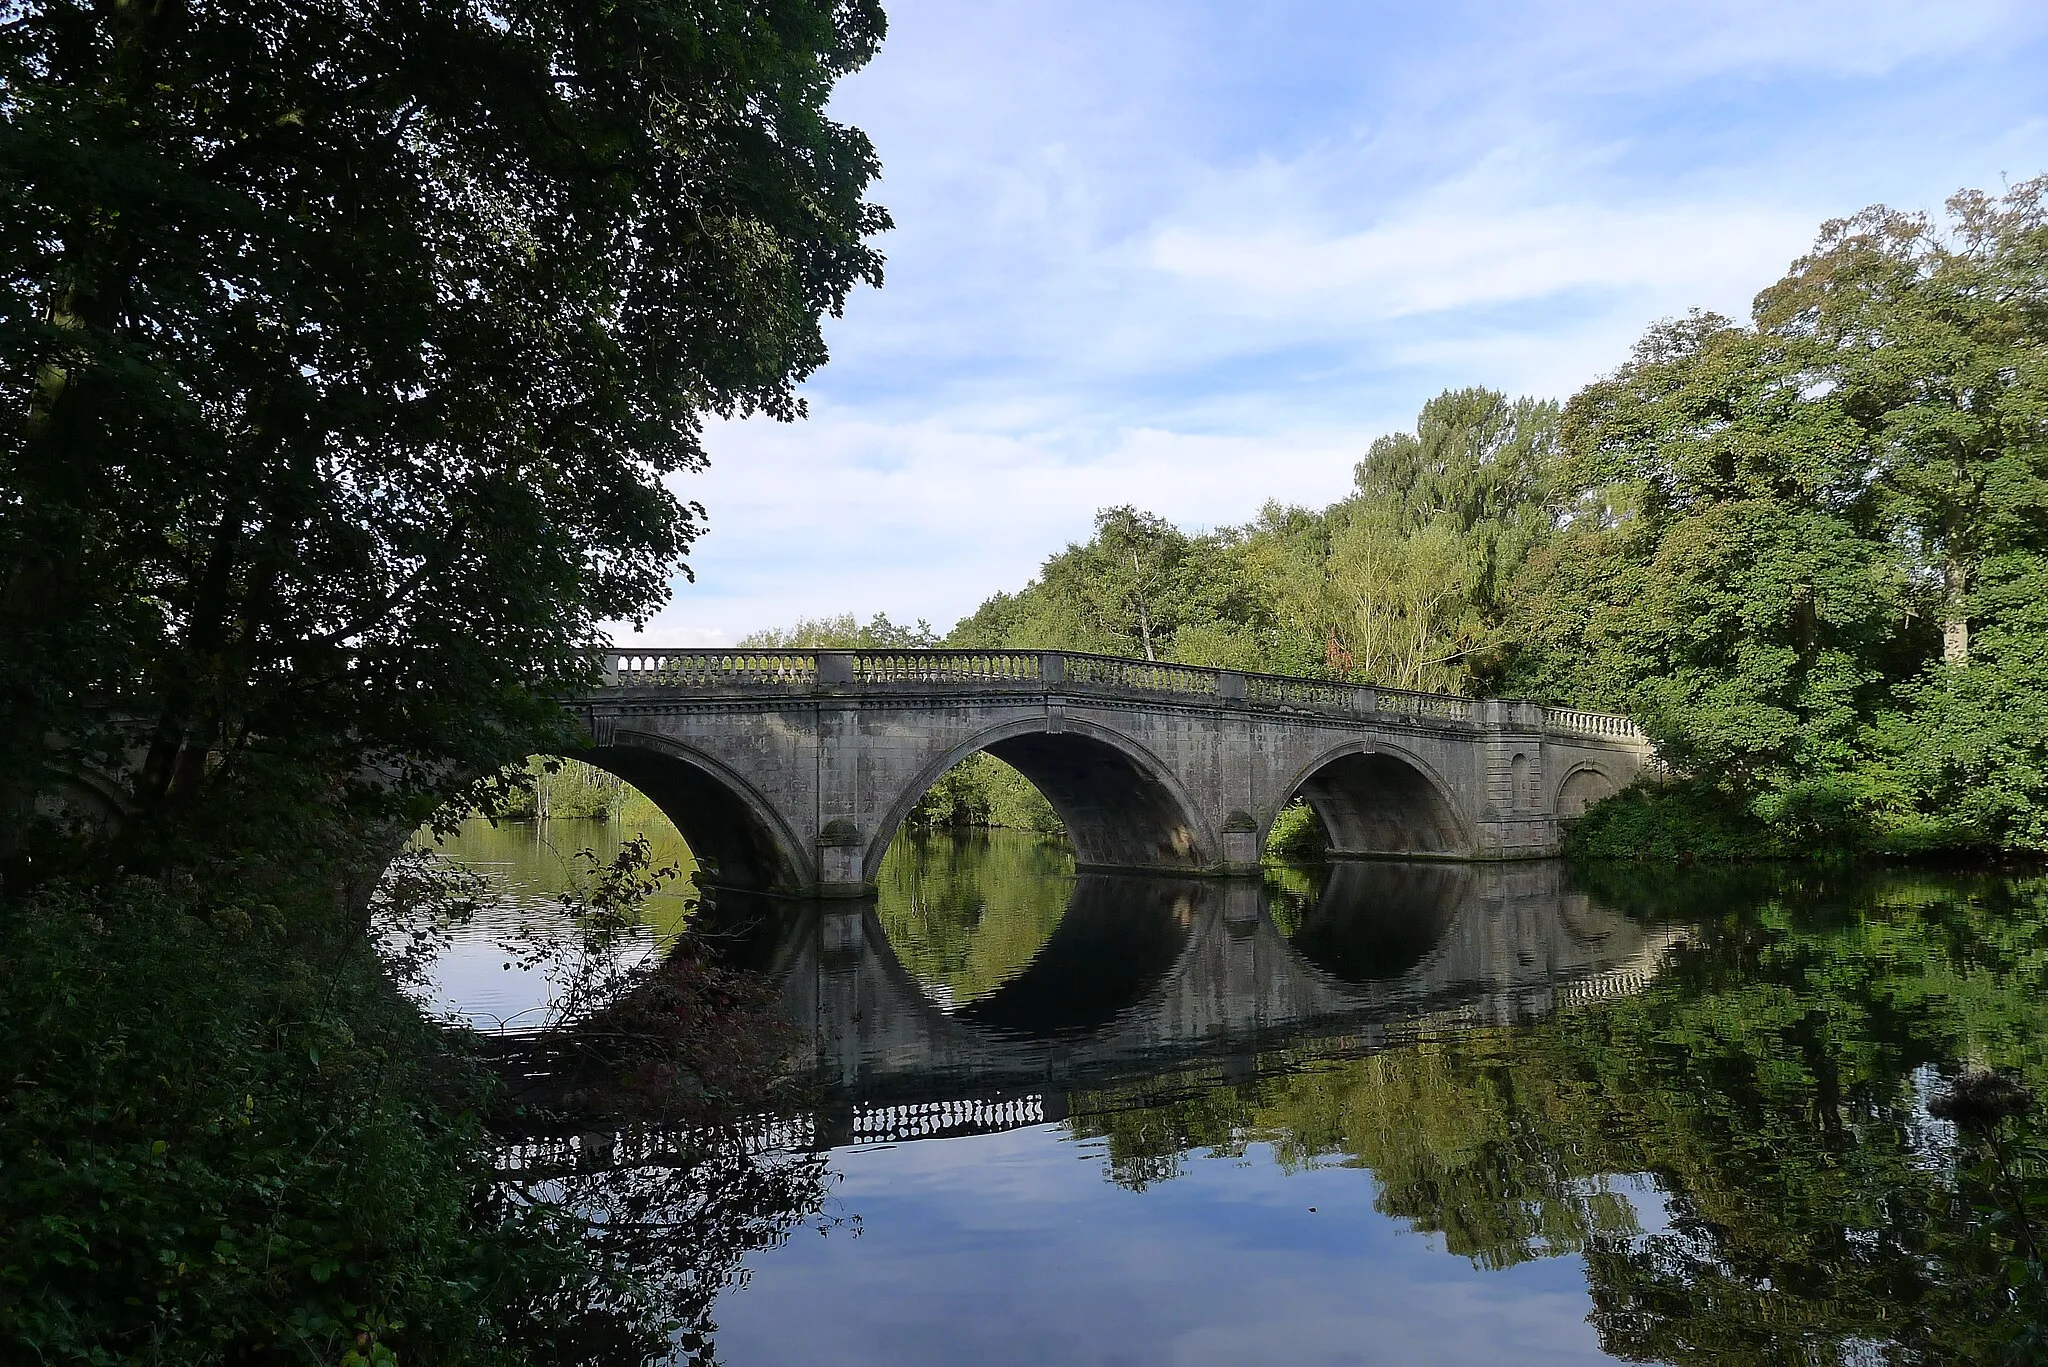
[394,821,2048,1365]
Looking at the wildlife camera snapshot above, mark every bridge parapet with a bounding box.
[1540,706,1644,741]
[598,647,1639,742]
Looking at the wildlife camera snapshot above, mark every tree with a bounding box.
[1755,179,2048,669]
[947,507,1202,660]
[1325,387,1560,692]
[0,0,889,861]
[1089,505,1178,660]
[738,611,937,649]
[1753,180,2048,850]
[1512,183,2048,853]
[1529,318,1907,827]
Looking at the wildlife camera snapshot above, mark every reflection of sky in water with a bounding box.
[382,818,696,1032]
[717,1126,1619,1367]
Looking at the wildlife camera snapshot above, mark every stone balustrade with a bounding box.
[596,647,1643,743]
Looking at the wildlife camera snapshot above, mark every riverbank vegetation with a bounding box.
[1,0,888,1359]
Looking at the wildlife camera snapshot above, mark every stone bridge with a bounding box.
[578,649,1651,897]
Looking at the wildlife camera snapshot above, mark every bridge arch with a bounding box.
[583,729,815,893]
[1273,740,1474,858]
[864,717,1221,880]
[1555,761,1621,819]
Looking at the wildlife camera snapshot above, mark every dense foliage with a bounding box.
[2,868,627,1364]
[0,0,888,862]
[1,1,889,1361]
[924,181,2048,857]
[3,849,831,1365]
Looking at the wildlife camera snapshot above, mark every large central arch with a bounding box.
[1275,741,1474,858]
[584,731,815,893]
[864,717,1220,881]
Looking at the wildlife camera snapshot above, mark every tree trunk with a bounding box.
[1131,550,1155,661]
[1943,559,1970,666]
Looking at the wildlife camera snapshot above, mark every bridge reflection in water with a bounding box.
[708,860,1684,1151]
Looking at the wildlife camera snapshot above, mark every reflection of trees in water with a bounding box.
[1065,871,2048,1362]
[505,1130,837,1366]
[875,830,1075,1005]
[485,917,840,1364]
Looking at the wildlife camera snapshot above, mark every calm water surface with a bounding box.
[390,816,697,1029]
[403,827,2048,1366]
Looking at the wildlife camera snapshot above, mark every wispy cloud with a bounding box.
[610,0,2048,645]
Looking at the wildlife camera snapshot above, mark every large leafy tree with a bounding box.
[1521,318,1909,822]
[1517,181,2048,851]
[1755,182,2048,848]
[0,0,888,856]
[1757,182,2048,670]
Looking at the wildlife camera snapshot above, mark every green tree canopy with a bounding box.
[944,388,1557,693]
[738,611,937,649]
[1515,179,2048,851]
[0,0,889,857]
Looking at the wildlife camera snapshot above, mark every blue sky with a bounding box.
[613,0,2048,646]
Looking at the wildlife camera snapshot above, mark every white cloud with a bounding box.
[606,407,1365,645]
[1148,198,1811,320]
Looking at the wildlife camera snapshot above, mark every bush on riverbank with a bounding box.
[1567,779,1806,862]
[1265,800,1330,860]
[0,874,635,1365]
[1565,770,2035,864]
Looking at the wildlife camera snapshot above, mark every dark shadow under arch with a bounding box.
[1284,746,1472,857]
[581,738,813,894]
[953,875,1199,1039]
[1287,861,1472,985]
[866,720,1217,879]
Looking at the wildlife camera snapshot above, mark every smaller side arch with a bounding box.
[1555,762,1620,819]
[1272,740,1475,858]
[862,715,1222,879]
